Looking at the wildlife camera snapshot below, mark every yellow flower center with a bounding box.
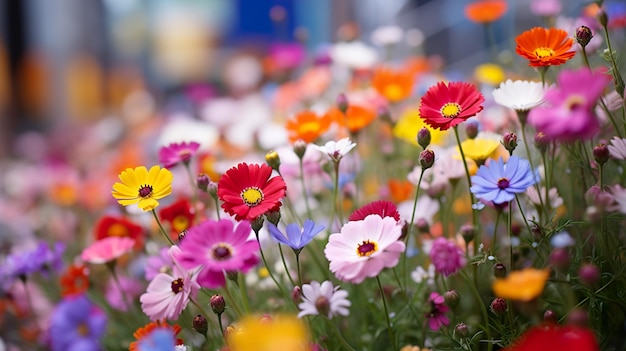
[440,103,461,118]
[356,240,378,257]
[241,187,264,206]
[172,215,190,232]
[299,121,321,134]
[384,84,404,101]
[564,94,586,111]
[533,47,555,58]
[107,223,128,237]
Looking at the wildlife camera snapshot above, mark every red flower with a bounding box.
[349,200,400,222]
[217,163,287,221]
[503,325,599,351]
[94,215,144,249]
[59,264,89,297]
[418,82,485,131]
[159,198,195,238]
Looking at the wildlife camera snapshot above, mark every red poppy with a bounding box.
[503,324,599,351]
[94,215,144,249]
[418,81,485,131]
[349,200,401,222]
[59,264,89,297]
[159,198,195,238]
[217,163,287,221]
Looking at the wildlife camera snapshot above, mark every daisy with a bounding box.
[49,295,107,351]
[111,165,174,211]
[372,67,414,102]
[267,219,325,251]
[312,138,357,163]
[217,163,287,221]
[492,80,547,112]
[60,264,89,297]
[608,136,626,160]
[418,81,485,131]
[158,198,195,237]
[175,219,260,289]
[515,27,575,67]
[457,137,502,165]
[470,156,538,204]
[285,111,332,144]
[348,200,401,222]
[298,280,351,319]
[81,236,135,264]
[464,0,508,24]
[324,215,405,284]
[158,141,201,169]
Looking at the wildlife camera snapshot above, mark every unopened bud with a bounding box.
[460,224,475,244]
[502,132,518,154]
[597,8,608,28]
[579,264,600,287]
[197,174,210,192]
[575,26,593,47]
[493,263,507,279]
[417,127,431,149]
[419,149,435,169]
[535,132,549,153]
[265,210,281,226]
[593,143,609,166]
[192,314,209,335]
[251,216,265,234]
[293,139,307,159]
[549,248,570,271]
[226,270,239,282]
[490,298,507,315]
[292,286,302,303]
[444,290,460,308]
[223,325,237,339]
[544,309,557,323]
[265,151,281,171]
[207,181,218,199]
[568,308,589,327]
[455,323,470,338]
[465,121,479,139]
[337,93,349,114]
[210,295,226,315]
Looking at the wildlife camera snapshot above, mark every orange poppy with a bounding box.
[388,179,413,203]
[464,0,508,24]
[492,268,550,301]
[515,27,576,67]
[325,104,377,133]
[372,67,414,102]
[285,110,332,144]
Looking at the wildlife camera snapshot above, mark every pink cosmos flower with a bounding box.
[158,141,201,169]
[530,0,561,17]
[324,215,405,284]
[141,247,200,321]
[528,68,611,141]
[175,219,260,289]
[81,237,135,264]
[608,137,626,160]
[429,237,466,277]
[426,292,450,330]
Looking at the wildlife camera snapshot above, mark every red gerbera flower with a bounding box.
[217,163,287,221]
[158,198,195,238]
[59,264,89,297]
[418,81,485,131]
[129,320,184,351]
[503,324,599,351]
[94,215,144,249]
[349,200,400,222]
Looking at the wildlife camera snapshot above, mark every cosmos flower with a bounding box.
[94,215,144,249]
[470,156,538,204]
[492,268,550,301]
[3,242,65,286]
[429,238,466,277]
[528,68,611,141]
[515,27,575,67]
[298,280,351,319]
[325,215,405,284]
[418,82,485,131]
[464,0,508,24]
[267,219,325,251]
[425,292,450,330]
[492,80,547,112]
[48,295,107,351]
[217,163,287,221]
[285,111,332,144]
[348,200,401,222]
[145,247,173,281]
[111,165,174,211]
[312,138,357,163]
[608,136,626,160]
[81,236,135,265]
[158,141,201,169]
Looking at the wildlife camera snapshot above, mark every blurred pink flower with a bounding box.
[608,137,626,160]
[140,263,200,321]
[325,215,405,284]
[530,0,561,17]
[105,275,144,311]
[429,237,466,277]
[426,292,450,330]
[81,237,135,264]
[158,141,200,169]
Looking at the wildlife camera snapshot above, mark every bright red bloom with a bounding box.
[59,264,89,297]
[349,200,400,222]
[159,198,195,238]
[503,325,599,351]
[129,320,184,351]
[94,215,144,249]
[217,163,287,221]
[418,82,485,131]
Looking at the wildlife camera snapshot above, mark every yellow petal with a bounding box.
[134,166,149,185]
[117,198,139,206]
[147,165,162,187]
[138,198,159,211]
[119,167,140,190]
[112,182,137,199]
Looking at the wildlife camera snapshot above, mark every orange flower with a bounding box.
[59,264,89,297]
[326,105,377,133]
[372,67,414,102]
[493,268,550,301]
[515,27,575,67]
[465,0,508,24]
[285,110,332,144]
[129,321,183,351]
[388,179,413,203]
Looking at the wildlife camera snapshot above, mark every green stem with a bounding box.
[491,211,501,254]
[299,158,314,220]
[213,197,221,220]
[221,284,243,318]
[403,168,425,291]
[296,251,303,287]
[184,162,201,221]
[278,244,297,287]
[151,209,175,245]
[453,126,480,254]
[277,169,301,225]
[520,122,546,218]
[376,276,398,351]
[508,200,513,271]
[325,317,357,351]
[514,195,533,239]
[334,161,344,224]
[237,273,251,314]
[191,297,213,323]
[580,45,591,68]
[460,270,493,351]
[107,261,133,311]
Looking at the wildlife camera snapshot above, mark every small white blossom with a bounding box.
[411,264,435,285]
[298,280,350,319]
[551,231,575,248]
[492,80,547,112]
[312,138,356,163]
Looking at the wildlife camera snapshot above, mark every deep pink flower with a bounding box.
[174,219,260,289]
[324,215,405,284]
[528,68,611,141]
[348,200,401,222]
[81,237,135,264]
[429,237,466,277]
[158,141,201,168]
[426,292,450,330]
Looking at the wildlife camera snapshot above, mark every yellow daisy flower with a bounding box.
[111,166,173,211]
[227,314,309,351]
[457,138,502,165]
[393,110,448,147]
[493,268,550,301]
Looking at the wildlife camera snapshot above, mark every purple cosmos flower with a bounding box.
[158,141,201,168]
[429,238,466,277]
[267,219,325,251]
[426,292,450,330]
[470,156,538,205]
[528,68,611,141]
[3,241,65,287]
[48,294,107,351]
[175,219,260,289]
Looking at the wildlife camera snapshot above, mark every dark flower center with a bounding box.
[497,178,510,189]
[211,244,233,260]
[138,184,153,198]
[356,240,378,257]
[171,278,184,294]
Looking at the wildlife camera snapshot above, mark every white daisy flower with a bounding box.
[492,80,547,112]
[298,280,350,319]
[312,138,356,163]
[608,136,626,160]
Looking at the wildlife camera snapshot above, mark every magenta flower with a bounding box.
[348,200,401,222]
[528,68,611,141]
[158,141,201,168]
[426,292,450,330]
[324,215,405,284]
[175,219,260,289]
[429,238,466,277]
[81,237,135,264]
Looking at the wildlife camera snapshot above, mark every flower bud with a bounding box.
[593,143,609,166]
[226,270,239,282]
[419,149,435,169]
[265,150,281,171]
[337,93,349,114]
[585,184,602,204]
[207,181,218,199]
[597,8,608,28]
[568,308,589,327]
[197,173,210,192]
[444,290,460,308]
[292,286,302,303]
[417,127,431,149]
[543,309,557,324]
[579,264,600,287]
[210,294,226,315]
[460,224,475,245]
[465,121,479,139]
[490,298,507,315]
[293,139,307,159]
[251,216,265,234]
[502,132,518,154]
[493,263,507,279]
[549,248,570,271]
[455,323,470,338]
[192,314,209,335]
[575,26,593,47]
[223,324,237,339]
[265,210,281,226]
[534,132,549,153]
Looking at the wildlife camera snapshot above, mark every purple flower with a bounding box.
[470,156,538,205]
[426,292,450,330]
[158,141,201,168]
[267,219,325,251]
[136,328,176,351]
[3,241,65,288]
[528,68,611,141]
[429,238,466,277]
[48,295,107,351]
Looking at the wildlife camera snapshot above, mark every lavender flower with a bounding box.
[48,295,107,351]
[267,219,325,251]
[470,156,538,205]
